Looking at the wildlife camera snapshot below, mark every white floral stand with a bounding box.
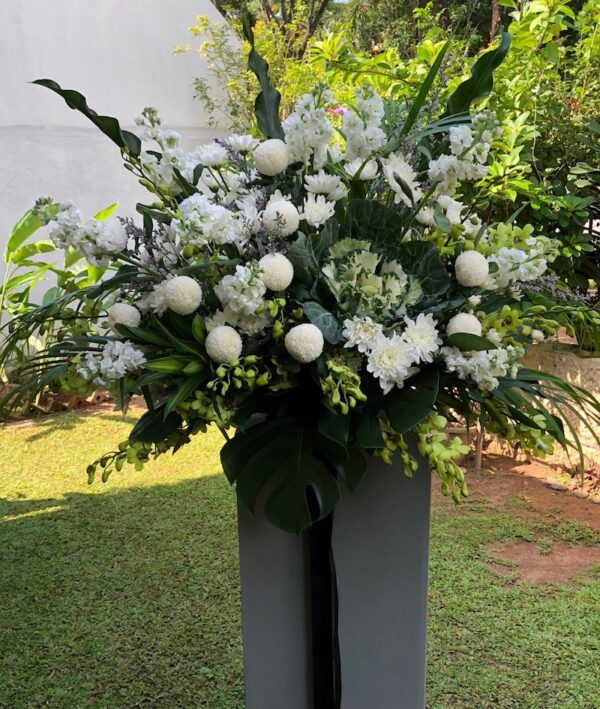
[238,455,431,709]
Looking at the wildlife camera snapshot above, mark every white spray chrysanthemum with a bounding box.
[454,251,490,287]
[107,303,141,332]
[253,139,290,176]
[302,193,336,228]
[259,253,294,291]
[163,276,203,316]
[402,313,442,363]
[342,316,383,353]
[446,313,482,338]
[205,325,243,364]
[262,199,300,236]
[284,324,324,363]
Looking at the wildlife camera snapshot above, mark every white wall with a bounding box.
[0,0,228,256]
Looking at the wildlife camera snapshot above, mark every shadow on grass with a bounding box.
[23,412,140,443]
[0,474,245,709]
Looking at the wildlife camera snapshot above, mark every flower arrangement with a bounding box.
[3,24,600,534]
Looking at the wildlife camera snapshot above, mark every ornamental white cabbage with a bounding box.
[446,313,482,338]
[259,253,294,291]
[253,139,289,176]
[454,250,490,288]
[284,324,324,363]
[107,303,141,331]
[163,276,203,316]
[205,325,243,364]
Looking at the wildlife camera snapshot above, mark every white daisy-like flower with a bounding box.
[107,303,141,332]
[402,314,442,363]
[192,142,229,167]
[446,313,482,338]
[304,170,348,201]
[163,276,203,316]
[301,193,335,228]
[227,134,260,153]
[531,329,545,343]
[342,316,384,353]
[262,198,300,236]
[381,153,423,208]
[366,334,418,394]
[454,250,490,288]
[259,253,294,291]
[344,158,379,180]
[253,139,290,176]
[205,325,243,364]
[284,324,324,363]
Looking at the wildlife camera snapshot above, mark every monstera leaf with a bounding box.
[382,367,440,433]
[395,241,450,297]
[221,418,365,533]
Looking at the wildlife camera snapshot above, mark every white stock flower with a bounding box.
[342,316,384,353]
[302,193,336,228]
[344,158,379,180]
[304,171,348,201]
[227,134,260,153]
[454,251,490,287]
[215,263,266,317]
[259,253,294,291]
[284,323,324,363]
[163,276,203,316]
[172,193,242,247]
[446,313,482,338]
[402,314,442,363]
[449,125,474,155]
[262,198,300,236]
[205,325,243,364]
[282,90,334,168]
[382,153,423,207]
[90,220,128,255]
[488,247,548,288]
[107,303,141,332]
[342,86,386,161]
[366,334,418,394]
[77,340,146,386]
[467,295,482,308]
[531,329,545,343]
[253,139,290,176]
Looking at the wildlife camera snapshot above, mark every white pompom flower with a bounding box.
[163,276,203,316]
[259,253,294,291]
[205,325,243,364]
[284,323,324,363]
[454,251,490,288]
[446,313,482,338]
[253,139,290,176]
[107,303,141,332]
[262,199,300,237]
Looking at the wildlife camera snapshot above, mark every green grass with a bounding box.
[1,410,599,708]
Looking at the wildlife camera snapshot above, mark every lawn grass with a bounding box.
[1,409,599,708]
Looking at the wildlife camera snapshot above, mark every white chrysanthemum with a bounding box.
[205,325,243,364]
[302,193,335,228]
[454,250,490,288]
[366,334,418,394]
[304,171,347,201]
[262,199,300,236]
[163,276,203,316]
[107,303,141,332]
[342,316,384,353]
[446,313,482,338]
[253,139,290,176]
[381,153,423,207]
[192,142,229,167]
[227,134,260,153]
[259,253,294,291]
[344,158,379,180]
[284,324,324,363]
[402,314,442,363]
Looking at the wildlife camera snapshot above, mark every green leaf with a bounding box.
[402,41,450,136]
[355,401,385,449]
[395,241,450,297]
[303,302,341,344]
[144,356,190,374]
[343,199,405,247]
[5,210,42,261]
[382,367,440,433]
[241,15,283,139]
[191,314,206,344]
[32,80,142,155]
[93,202,119,221]
[446,333,498,351]
[287,233,318,285]
[10,240,55,264]
[116,324,171,347]
[129,406,182,443]
[163,374,206,418]
[318,409,350,447]
[445,33,511,116]
[221,418,364,533]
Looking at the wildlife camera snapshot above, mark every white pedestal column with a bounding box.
[237,455,431,709]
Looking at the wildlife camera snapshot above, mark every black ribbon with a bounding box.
[307,511,342,709]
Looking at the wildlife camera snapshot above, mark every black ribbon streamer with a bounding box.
[307,511,342,709]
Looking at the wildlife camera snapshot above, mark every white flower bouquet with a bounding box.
[3,25,600,534]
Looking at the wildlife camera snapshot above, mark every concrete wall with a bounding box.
[0,0,227,257]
